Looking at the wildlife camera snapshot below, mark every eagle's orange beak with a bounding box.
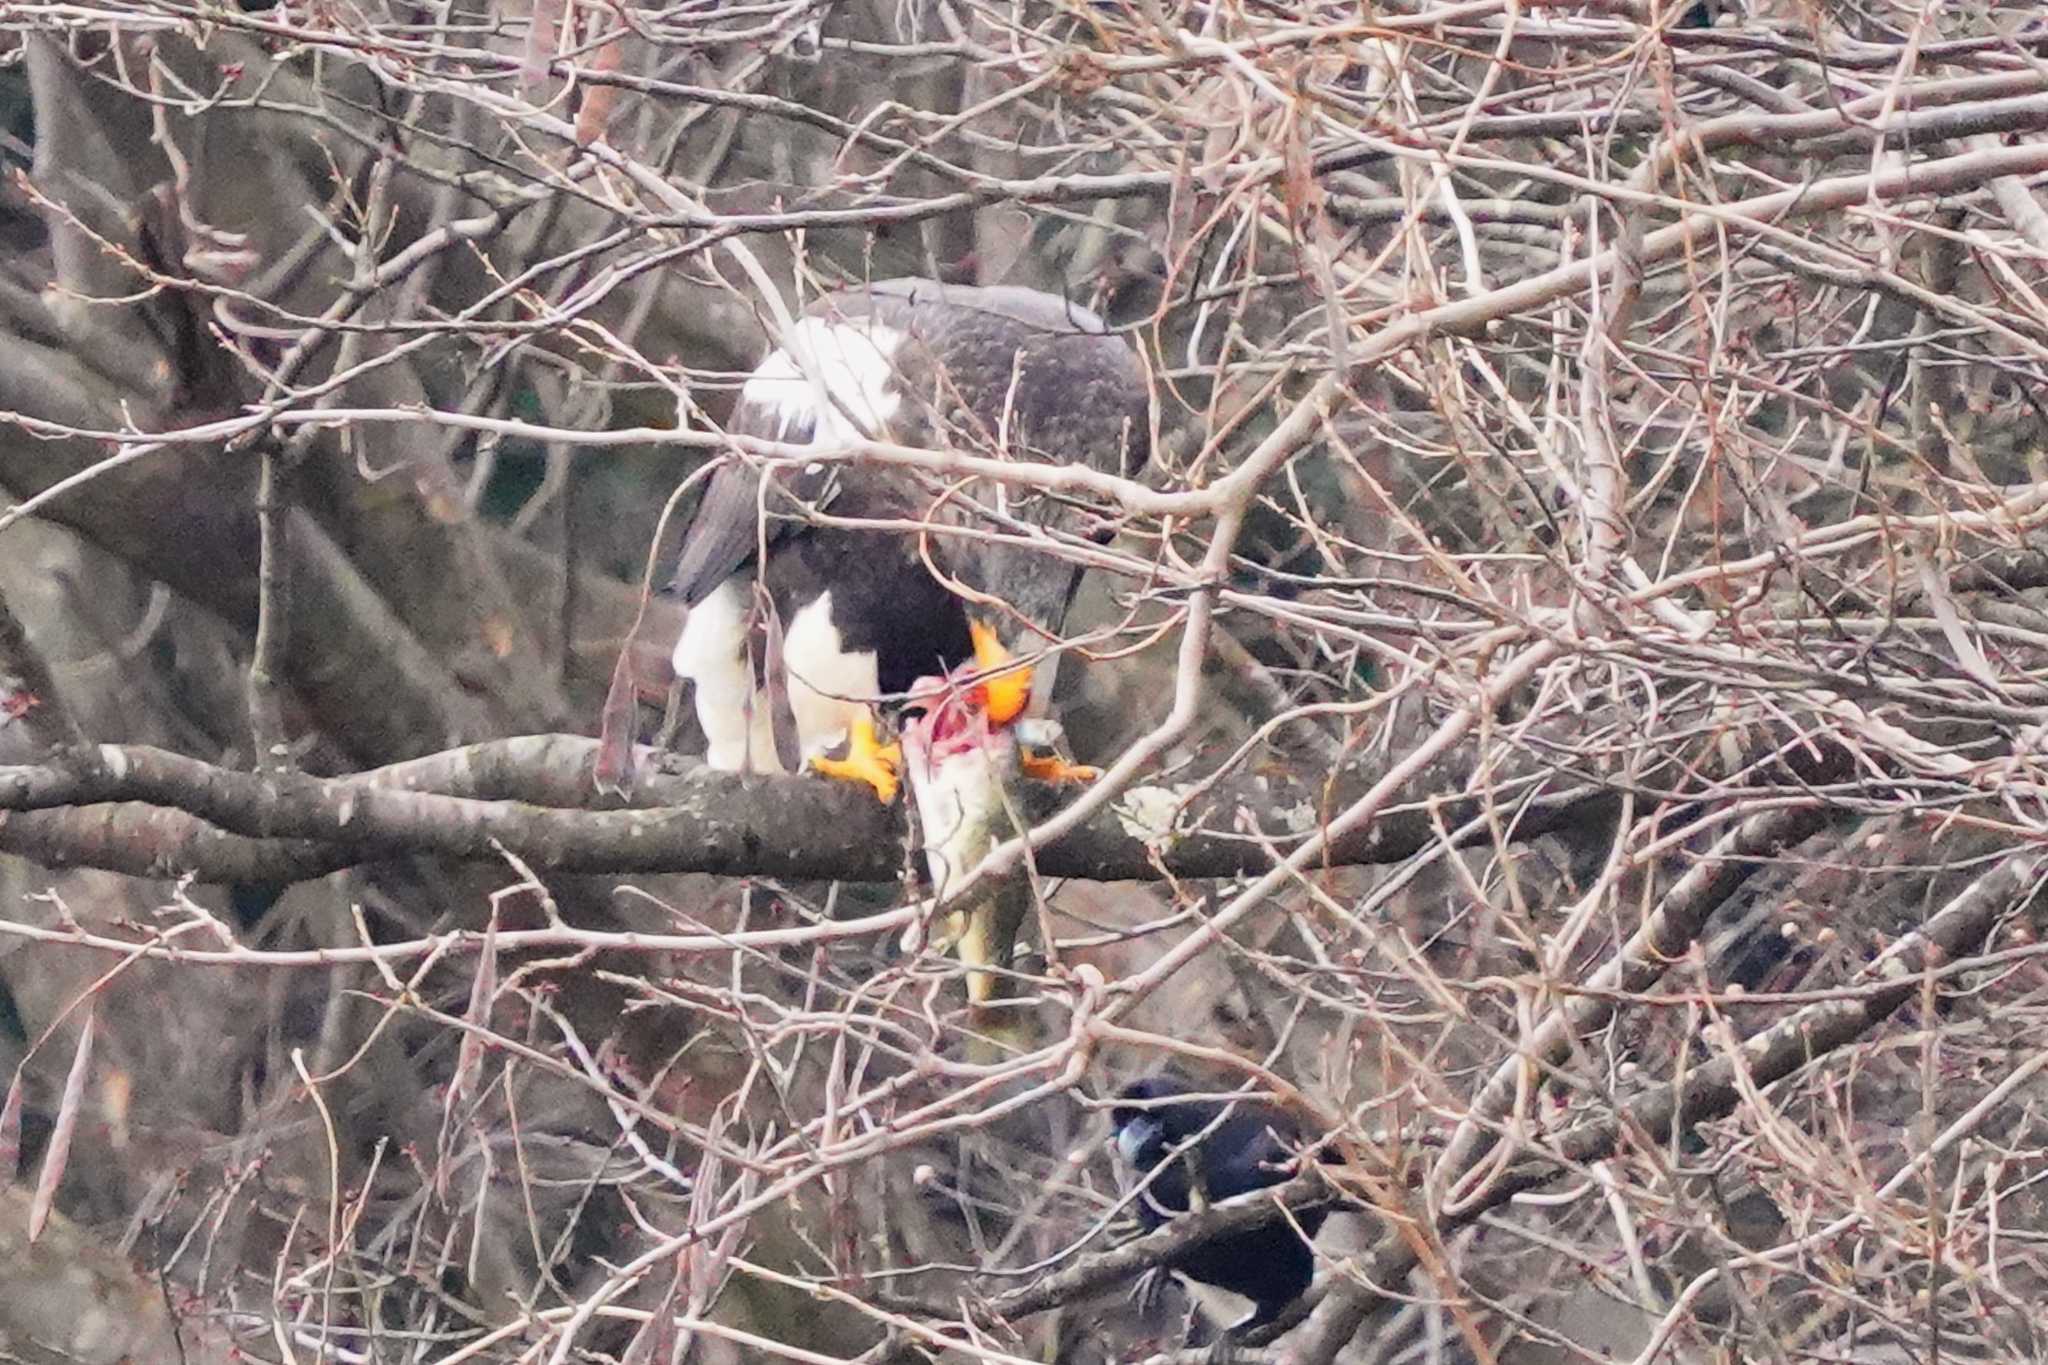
[968,621,1032,726]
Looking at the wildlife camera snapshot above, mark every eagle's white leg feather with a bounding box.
[672,580,784,772]
[781,590,880,760]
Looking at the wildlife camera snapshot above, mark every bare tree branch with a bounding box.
[0,734,1610,882]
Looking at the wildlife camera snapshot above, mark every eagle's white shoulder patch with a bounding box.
[744,316,905,444]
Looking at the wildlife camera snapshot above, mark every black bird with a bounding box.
[1110,1074,1335,1339]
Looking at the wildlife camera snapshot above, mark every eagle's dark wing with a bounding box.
[676,279,1143,611]
[854,276,1119,338]
[667,374,834,607]
[669,465,768,607]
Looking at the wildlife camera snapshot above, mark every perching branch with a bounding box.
[0,734,1609,884]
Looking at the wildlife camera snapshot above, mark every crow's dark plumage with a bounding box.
[1110,1074,1334,1338]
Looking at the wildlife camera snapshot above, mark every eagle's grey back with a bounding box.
[814,278,1145,476]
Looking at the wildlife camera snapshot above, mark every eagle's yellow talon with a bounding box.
[811,714,902,803]
[1021,750,1099,785]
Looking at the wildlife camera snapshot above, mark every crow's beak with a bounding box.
[1116,1115,1164,1170]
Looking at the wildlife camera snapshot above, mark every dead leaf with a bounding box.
[594,640,643,795]
[29,1007,94,1243]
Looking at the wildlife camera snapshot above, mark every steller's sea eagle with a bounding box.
[661,278,1147,1019]
[667,277,1148,805]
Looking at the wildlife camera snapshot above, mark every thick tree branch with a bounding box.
[0,734,1608,884]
